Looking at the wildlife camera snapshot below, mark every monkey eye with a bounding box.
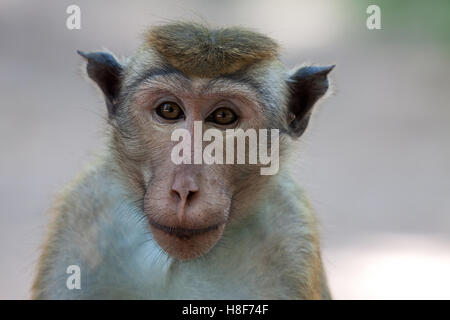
[156,102,184,120]
[207,107,237,125]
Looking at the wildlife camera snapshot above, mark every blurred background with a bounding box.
[1,0,449,299]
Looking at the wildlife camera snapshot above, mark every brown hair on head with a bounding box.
[145,22,280,78]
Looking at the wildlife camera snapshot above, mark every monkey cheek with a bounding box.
[150,224,225,260]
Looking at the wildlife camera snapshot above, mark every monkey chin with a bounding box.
[149,221,225,260]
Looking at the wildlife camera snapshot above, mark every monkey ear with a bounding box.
[286,65,334,138]
[77,50,123,117]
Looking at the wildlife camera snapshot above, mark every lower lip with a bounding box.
[148,220,222,239]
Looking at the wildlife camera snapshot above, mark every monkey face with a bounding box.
[111,76,272,260]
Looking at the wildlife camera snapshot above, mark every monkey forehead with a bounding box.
[123,46,289,114]
[126,63,288,115]
[143,22,280,78]
[132,74,260,106]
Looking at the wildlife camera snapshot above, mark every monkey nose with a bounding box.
[171,174,199,205]
[171,175,199,223]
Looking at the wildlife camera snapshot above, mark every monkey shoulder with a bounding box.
[32,158,137,299]
[250,174,323,299]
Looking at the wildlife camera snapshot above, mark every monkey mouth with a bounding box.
[147,217,227,260]
[148,219,222,239]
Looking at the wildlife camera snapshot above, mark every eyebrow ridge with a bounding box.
[126,66,186,92]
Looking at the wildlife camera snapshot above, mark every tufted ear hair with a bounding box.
[286,65,334,138]
[77,50,123,117]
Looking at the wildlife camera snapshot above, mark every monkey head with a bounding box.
[78,22,333,260]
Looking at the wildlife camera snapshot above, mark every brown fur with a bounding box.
[145,22,280,77]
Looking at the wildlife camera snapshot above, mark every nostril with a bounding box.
[171,189,182,201]
[186,190,196,203]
